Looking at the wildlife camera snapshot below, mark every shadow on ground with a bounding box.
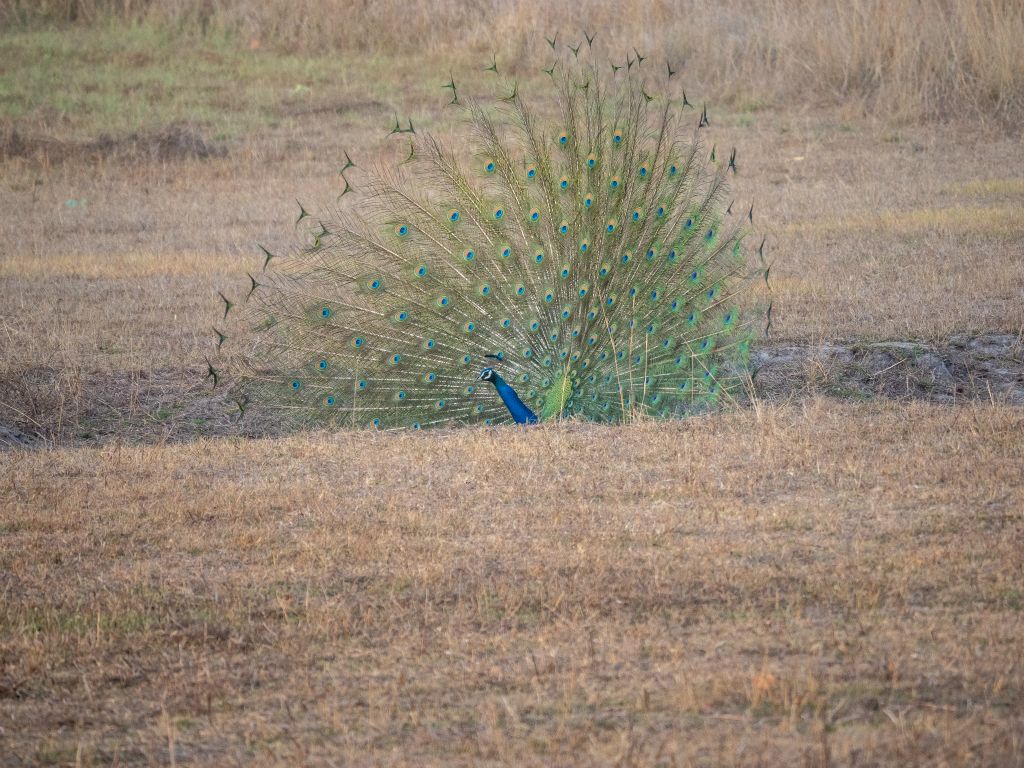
[1,334,1021,449]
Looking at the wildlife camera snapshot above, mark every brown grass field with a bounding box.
[1,3,1023,765]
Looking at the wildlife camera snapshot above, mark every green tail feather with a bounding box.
[217,45,767,429]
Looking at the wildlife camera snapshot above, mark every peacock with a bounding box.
[212,36,770,430]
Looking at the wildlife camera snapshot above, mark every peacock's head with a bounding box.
[478,367,499,383]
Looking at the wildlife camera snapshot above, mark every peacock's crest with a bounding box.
[213,37,771,429]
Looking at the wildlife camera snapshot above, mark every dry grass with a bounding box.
[2,402,1022,765]
[2,14,1024,765]
[3,0,1023,126]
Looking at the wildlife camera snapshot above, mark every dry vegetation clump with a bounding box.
[1,402,1022,765]
[3,0,1023,126]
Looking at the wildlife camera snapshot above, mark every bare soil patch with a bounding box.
[0,125,226,164]
[754,333,1024,405]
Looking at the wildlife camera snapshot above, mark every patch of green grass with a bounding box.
[33,743,80,767]
[0,22,406,141]
[153,405,180,422]
[999,588,1023,610]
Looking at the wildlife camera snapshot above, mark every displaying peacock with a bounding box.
[212,37,770,429]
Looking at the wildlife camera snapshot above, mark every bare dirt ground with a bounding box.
[1,28,1023,766]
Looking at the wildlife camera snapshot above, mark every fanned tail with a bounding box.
[215,39,768,429]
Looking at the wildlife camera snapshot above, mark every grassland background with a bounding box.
[1,1,1023,765]
[3,0,1024,129]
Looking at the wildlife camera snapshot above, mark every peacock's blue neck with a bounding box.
[489,374,538,425]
